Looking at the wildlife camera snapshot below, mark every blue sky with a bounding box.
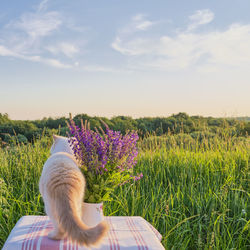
[1,0,250,120]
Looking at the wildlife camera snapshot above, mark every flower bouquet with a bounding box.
[67,119,143,204]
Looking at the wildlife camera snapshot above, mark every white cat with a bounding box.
[39,135,108,246]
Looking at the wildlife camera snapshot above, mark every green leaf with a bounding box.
[87,195,96,203]
[94,194,102,203]
[93,184,100,192]
[87,171,94,181]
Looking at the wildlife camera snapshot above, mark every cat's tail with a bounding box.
[51,177,108,246]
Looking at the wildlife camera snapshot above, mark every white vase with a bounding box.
[82,202,104,227]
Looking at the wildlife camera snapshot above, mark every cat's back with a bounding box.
[40,152,81,186]
[44,152,78,171]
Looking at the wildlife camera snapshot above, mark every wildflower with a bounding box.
[67,119,142,203]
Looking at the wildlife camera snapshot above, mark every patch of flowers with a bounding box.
[68,119,142,203]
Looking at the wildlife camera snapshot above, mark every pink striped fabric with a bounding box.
[3,216,164,250]
[145,222,162,242]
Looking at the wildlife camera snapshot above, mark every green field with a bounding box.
[0,134,249,249]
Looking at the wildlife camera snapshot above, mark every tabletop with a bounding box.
[2,216,165,250]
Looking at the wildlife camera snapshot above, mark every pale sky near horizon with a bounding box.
[0,0,250,120]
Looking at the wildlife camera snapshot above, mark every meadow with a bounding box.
[0,132,249,249]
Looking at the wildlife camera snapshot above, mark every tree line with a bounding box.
[0,112,249,147]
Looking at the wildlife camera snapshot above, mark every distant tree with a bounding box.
[73,114,90,127]
[16,134,28,144]
[136,117,154,134]
[89,118,101,130]
[0,112,249,145]
[0,113,10,124]
[2,134,15,145]
[111,116,137,134]
[241,122,250,135]
[207,118,224,127]
[173,112,190,120]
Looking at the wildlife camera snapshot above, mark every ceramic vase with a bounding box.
[82,202,104,227]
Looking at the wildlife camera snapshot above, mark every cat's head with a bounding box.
[50,135,74,155]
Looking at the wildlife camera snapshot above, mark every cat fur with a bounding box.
[39,135,108,246]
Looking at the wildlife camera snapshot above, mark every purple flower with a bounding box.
[67,119,142,182]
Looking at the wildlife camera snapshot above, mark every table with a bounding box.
[2,216,165,249]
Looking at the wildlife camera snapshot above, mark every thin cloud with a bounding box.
[111,37,153,56]
[38,0,50,12]
[0,44,72,68]
[11,11,62,40]
[46,42,79,58]
[111,10,250,71]
[19,54,72,69]
[0,0,80,69]
[0,45,18,57]
[132,14,153,31]
[42,58,72,68]
[187,9,214,31]
[118,14,154,35]
[82,65,128,73]
[111,14,155,55]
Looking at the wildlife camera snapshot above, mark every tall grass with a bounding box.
[0,137,50,246]
[0,133,249,249]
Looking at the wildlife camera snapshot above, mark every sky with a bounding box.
[0,0,250,120]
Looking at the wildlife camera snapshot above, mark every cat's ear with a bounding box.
[52,135,59,141]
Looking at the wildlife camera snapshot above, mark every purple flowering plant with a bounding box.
[67,119,143,203]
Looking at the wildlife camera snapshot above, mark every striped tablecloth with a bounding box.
[3,216,165,250]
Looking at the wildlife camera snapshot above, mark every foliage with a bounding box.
[68,119,142,203]
[0,113,10,124]
[1,112,249,147]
